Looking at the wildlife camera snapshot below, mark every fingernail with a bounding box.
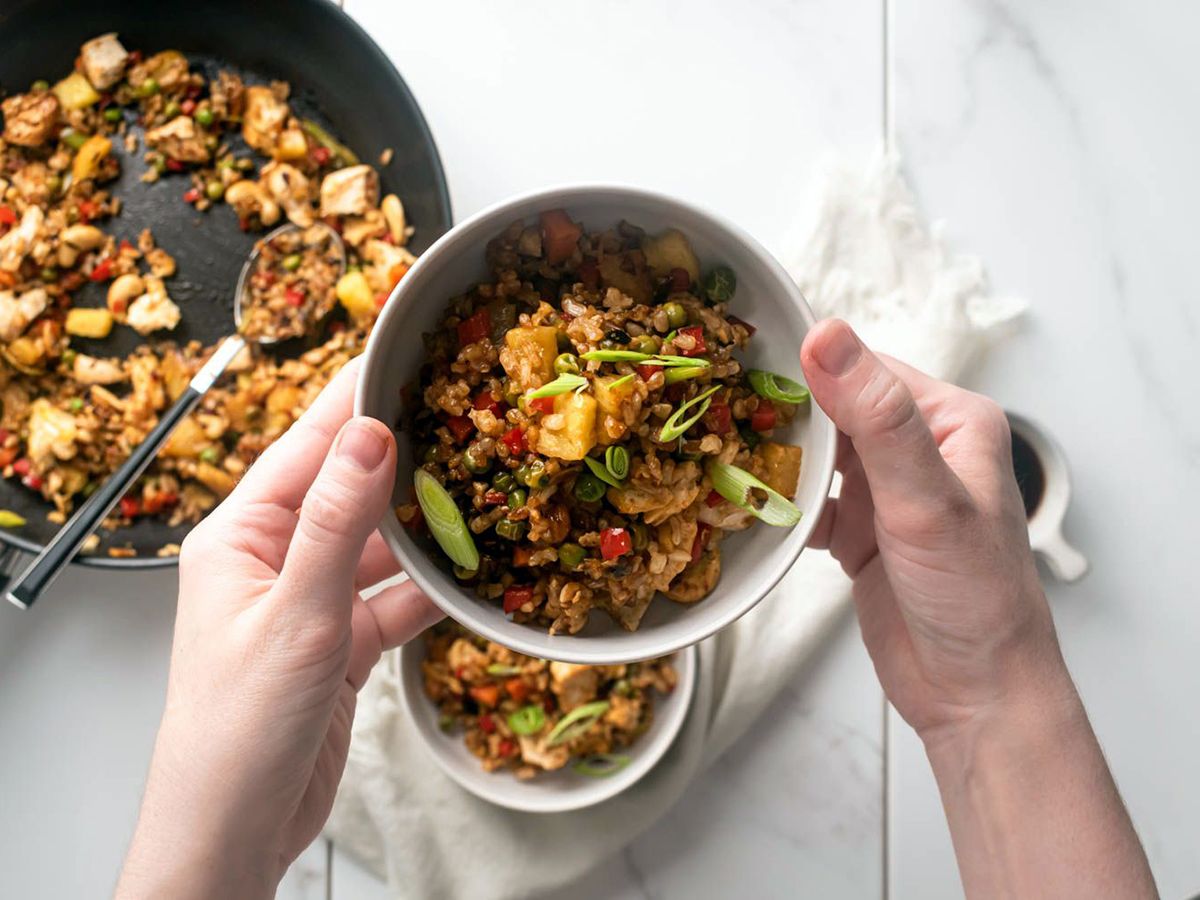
[337,419,389,472]
[812,320,862,377]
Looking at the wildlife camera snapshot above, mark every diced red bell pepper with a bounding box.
[505,678,530,703]
[469,684,500,707]
[11,457,32,477]
[142,491,179,514]
[528,396,555,416]
[727,315,757,337]
[691,523,712,562]
[388,261,410,288]
[456,308,492,348]
[636,364,663,382]
[599,527,632,560]
[374,292,390,310]
[750,400,777,433]
[478,714,496,734]
[497,739,516,757]
[311,145,332,166]
[119,239,135,252]
[577,258,599,288]
[0,447,17,470]
[500,427,526,455]
[705,489,724,508]
[60,272,84,292]
[182,187,201,204]
[445,415,475,444]
[283,288,306,307]
[484,490,508,506]
[540,209,582,265]
[473,390,502,417]
[675,325,707,357]
[23,474,43,491]
[704,401,732,435]
[503,585,533,614]
[180,98,196,116]
[119,496,141,518]
[165,158,186,173]
[0,206,16,226]
[88,257,114,282]
[668,267,691,292]
[76,200,100,222]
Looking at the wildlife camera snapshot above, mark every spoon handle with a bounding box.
[5,336,246,610]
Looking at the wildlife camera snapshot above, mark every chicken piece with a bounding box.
[0,288,48,342]
[549,662,599,710]
[144,247,176,278]
[209,71,245,120]
[446,638,488,675]
[604,693,642,731]
[79,33,129,91]
[27,398,78,467]
[1,92,60,147]
[600,587,656,632]
[128,50,188,92]
[126,278,181,335]
[260,161,314,227]
[361,238,416,292]
[242,85,289,153]
[72,354,127,386]
[664,549,721,604]
[517,735,570,771]
[127,353,165,416]
[0,206,44,272]
[698,499,754,531]
[12,162,53,204]
[648,514,698,593]
[607,460,702,526]
[145,115,210,164]
[319,164,379,217]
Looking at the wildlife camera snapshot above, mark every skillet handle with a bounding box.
[5,337,245,610]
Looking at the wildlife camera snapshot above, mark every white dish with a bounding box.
[398,639,698,813]
[357,184,837,664]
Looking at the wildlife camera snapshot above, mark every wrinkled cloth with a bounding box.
[325,153,1024,899]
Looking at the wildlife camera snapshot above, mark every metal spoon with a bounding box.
[5,222,346,609]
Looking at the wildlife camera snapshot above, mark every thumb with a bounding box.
[800,319,966,519]
[272,416,397,621]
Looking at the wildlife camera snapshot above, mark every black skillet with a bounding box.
[0,0,452,575]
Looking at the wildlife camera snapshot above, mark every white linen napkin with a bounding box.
[324,153,1023,899]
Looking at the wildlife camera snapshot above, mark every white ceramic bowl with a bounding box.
[398,639,698,813]
[356,184,837,664]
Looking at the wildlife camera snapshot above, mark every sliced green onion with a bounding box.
[651,354,710,368]
[485,663,522,676]
[413,469,480,569]
[580,349,653,363]
[527,373,587,399]
[707,460,802,527]
[584,455,622,488]
[546,700,610,747]
[63,131,90,151]
[659,385,720,443]
[664,366,708,385]
[507,704,546,736]
[574,470,606,502]
[300,118,360,166]
[605,445,630,480]
[573,753,632,778]
[607,372,636,390]
[747,369,811,406]
[702,265,737,303]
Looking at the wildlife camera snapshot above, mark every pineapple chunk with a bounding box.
[536,391,597,461]
[593,374,636,445]
[162,416,209,458]
[52,72,100,110]
[502,326,558,390]
[755,442,803,499]
[336,270,375,320]
[195,461,236,498]
[64,307,114,339]
[641,228,700,282]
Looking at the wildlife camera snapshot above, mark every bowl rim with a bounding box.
[356,182,837,664]
[397,639,699,813]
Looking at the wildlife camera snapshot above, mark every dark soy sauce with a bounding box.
[1011,431,1045,518]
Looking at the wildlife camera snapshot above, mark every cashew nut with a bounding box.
[224,179,281,226]
[107,273,144,317]
[381,194,406,244]
[57,242,80,268]
[61,224,106,250]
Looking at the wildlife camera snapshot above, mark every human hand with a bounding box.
[799,319,1072,743]
[117,359,442,899]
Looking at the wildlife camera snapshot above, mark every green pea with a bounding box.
[163,100,182,119]
[152,155,167,174]
[629,521,649,552]
[495,519,528,541]
[68,397,84,413]
[523,460,548,489]
[554,352,580,375]
[492,471,516,493]
[702,265,737,303]
[462,446,491,474]
[40,267,58,283]
[613,678,633,697]
[422,444,439,464]
[205,180,224,201]
[738,425,761,450]
[199,447,221,465]
[103,107,123,123]
[31,79,49,92]
[630,334,660,355]
[135,77,160,98]
[507,488,527,509]
[235,157,255,171]
[195,107,215,128]
[502,380,522,406]
[282,253,302,271]
[45,174,62,196]
[574,471,605,502]
[452,565,478,581]
[63,131,89,151]
[61,349,76,368]
[438,713,455,732]
[663,301,688,328]
[204,134,219,153]
[558,542,585,569]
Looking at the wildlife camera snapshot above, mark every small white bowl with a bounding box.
[398,640,698,813]
[357,184,837,664]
